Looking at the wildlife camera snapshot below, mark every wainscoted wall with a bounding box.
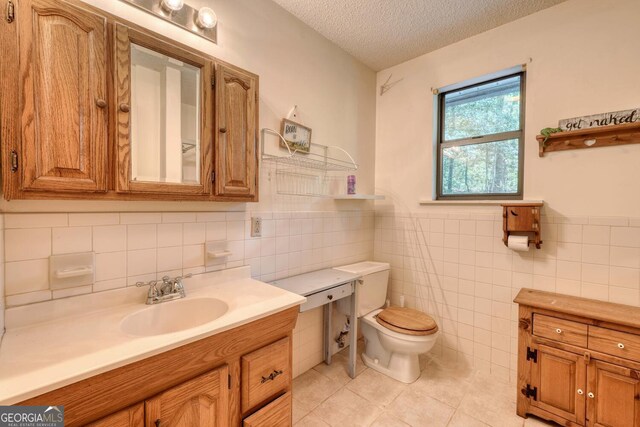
[374,208,640,383]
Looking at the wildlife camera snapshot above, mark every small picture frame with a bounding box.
[280,119,312,153]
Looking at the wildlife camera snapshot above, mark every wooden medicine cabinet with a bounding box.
[0,0,259,202]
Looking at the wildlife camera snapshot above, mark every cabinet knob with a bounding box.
[327,294,333,300]
[155,420,161,427]
[577,389,583,395]
[555,328,562,334]
[219,127,227,133]
[95,98,107,108]
[618,343,625,349]
[588,392,595,399]
[119,103,130,113]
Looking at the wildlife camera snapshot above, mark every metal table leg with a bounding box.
[323,301,332,365]
[348,280,358,378]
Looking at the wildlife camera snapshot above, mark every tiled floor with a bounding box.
[292,341,556,427]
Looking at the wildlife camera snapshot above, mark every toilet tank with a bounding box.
[334,261,390,317]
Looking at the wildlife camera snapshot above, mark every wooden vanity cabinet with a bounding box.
[214,64,259,201]
[19,306,298,427]
[87,404,144,427]
[1,0,259,202]
[515,289,640,427]
[145,366,229,427]
[8,0,109,196]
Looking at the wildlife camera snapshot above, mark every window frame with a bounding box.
[435,71,526,200]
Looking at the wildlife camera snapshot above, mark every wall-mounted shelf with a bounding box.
[333,194,385,200]
[537,122,640,157]
[261,128,358,172]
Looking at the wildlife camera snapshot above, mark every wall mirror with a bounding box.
[130,43,201,185]
[115,24,213,196]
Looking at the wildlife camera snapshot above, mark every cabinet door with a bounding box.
[587,360,640,427]
[214,64,258,200]
[17,0,108,192]
[529,344,586,425]
[145,366,229,427]
[115,24,213,196]
[87,404,144,427]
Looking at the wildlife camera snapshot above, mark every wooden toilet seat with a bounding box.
[376,306,439,336]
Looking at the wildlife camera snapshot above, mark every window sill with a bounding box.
[419,199,543,206]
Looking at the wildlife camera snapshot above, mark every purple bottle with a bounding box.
[347,175,356,195]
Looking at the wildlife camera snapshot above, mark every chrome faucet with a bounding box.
[136,273,192,305]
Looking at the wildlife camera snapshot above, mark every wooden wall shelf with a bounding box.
[537,122,640,157]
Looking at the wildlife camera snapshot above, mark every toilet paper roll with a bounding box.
[507,235,530,252]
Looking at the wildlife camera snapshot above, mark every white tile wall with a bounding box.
[3,210,374,309]
[374,210,640,383]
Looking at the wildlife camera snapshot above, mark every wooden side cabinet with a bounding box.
[515,289,640,427]
[14,0,109,194]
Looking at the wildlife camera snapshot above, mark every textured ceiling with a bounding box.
[272,0,567,71]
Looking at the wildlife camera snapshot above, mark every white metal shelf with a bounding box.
[261,128,358,172]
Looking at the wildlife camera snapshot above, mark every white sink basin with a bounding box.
[121,297,229,337]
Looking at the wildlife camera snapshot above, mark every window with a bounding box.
[436,72,525,199]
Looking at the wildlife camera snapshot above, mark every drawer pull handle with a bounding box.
[618,343,625,349]
[555,328,562,334]
[577,389,584,395]
[588,392,595,399]
[327,294,333,300]
[261,369,283,383]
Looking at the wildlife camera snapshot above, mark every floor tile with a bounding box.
[409,362,473,408]
[447,410,490,427]
[294,413,331,427]
[309,388,382,427]
[456,372,523,427]
[292,369,343,412]
[313,350,366,386]
[370,411,411,427]
[386,388,456,427]
[345,368,407,407]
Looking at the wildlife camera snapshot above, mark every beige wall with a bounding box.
[1,0,376,212]
[375,0,640,217]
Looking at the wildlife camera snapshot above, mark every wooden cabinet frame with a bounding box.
[114,24,213,196]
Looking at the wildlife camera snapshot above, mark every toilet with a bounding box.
[334,261,439,383]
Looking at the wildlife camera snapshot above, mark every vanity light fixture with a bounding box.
[120,0,217,43]
[160,0,184,12]
[196,7,217,29]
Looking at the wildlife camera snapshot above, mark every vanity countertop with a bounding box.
[0,267,305,404]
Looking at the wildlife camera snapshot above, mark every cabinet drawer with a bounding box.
[242,337,291,412]
[589,326,640,361]
[243,392,292,427]
[532,314,588,347]
[300,282,353,312]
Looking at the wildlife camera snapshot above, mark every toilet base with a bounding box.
[361,351,421,384]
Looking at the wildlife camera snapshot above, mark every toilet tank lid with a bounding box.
[333,261,390,276]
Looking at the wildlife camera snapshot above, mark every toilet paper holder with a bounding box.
[502,203,543,249]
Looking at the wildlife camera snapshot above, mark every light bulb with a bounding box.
[161,0,183,12]
[196,7,217,29]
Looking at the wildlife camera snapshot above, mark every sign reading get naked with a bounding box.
[559,108,640,131]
